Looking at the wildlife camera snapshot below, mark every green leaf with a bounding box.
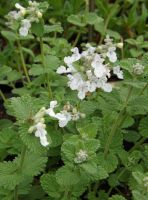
[44,24,63,33]
[67,14,86,27]
[127,96,148,115]
[7,95,41,124]
[0,66,12,79]
[31,21,44,37]
[41,173,61,198]
[139,116,148,137]
[108,195,126,200]
[56,166,80,186]
[85,12,103,25]
[7,70,22,82]
[17,151,47,177]
[1,31,18,42]
[0,161,22,190]
[132,190,148,200]
[19,124,47,154]
[97,153,118,173]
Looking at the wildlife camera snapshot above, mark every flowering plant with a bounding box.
[0,1,147,200]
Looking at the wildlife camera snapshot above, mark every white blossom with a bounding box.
[113,66,124,79]
[106,47,117,63]
[91,54,107,78]
[74,149,88,164]
[55,111,71,127]
[34,122,49,147]
[45,100,57,117]
[97,76,112,92]
[57,36,123,100]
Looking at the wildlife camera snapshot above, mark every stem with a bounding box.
[14,145,27,200]
[104,86,133,157]
[129,137,145,153]
[85,0,89,12]
[39,37,53,99]
[99,1,118,44]
[73,32,81,47]
[17,40,31,83]
[88,0,95,42]
[0,89,7,103]
[139,82,148,96]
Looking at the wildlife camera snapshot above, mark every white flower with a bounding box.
[15,3,26,15]
[8,11,21,20]
[67,73,83,91]
[34,122,49,147]
[64,47,81,66]
[46,100,58,117]
[81,43,96,58]
[56,66,71,74]
[19,19,31,36]
[19,27,29,36]
[77,82,88,100]
[97,76,112,92]
[74,149,88,164]
[55,111,71,127]
[91,54,107,78]
[86,70,98,92]
[56,66,67,74]
[106,47,117,63]
[113,66,124,79]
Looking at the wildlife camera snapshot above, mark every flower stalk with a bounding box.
[17,40,31,83]
[104,85,134,157]
[39,37,53,99]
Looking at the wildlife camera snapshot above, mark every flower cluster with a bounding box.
[133,63,144,75]
[74,149,88,164]
[46,101,85,127]
[57,35,123,100]
[28,101,84,146]
[6,1,44,36]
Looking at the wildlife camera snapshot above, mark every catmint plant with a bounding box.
[0,1,147,200]
[57,35,124,100]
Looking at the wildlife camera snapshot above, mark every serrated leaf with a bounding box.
[97,153,118,173]
[139,116,148,137]
[108,195,126,200]
[56,166,80,186]
[1,31,18,42]
[41,173,61,198]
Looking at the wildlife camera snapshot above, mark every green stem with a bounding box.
[104,86,133,157]
[0,89,7,103]
[17,40,31,83]
[88,0,95,42]
[99,1,118,44]
[14,145,27,200]
[73,31,81,47]
[85,0,89,12]
[139,82,148,96]
[129,137,145,153]
[39,37,53,99]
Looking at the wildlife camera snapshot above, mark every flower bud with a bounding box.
[133,63,144,75]
[37,11,42,18]
[116,42,123,49]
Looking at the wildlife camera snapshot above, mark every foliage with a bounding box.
[0,0,147,199]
